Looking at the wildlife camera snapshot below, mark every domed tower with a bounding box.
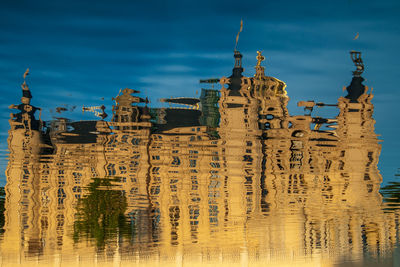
[219,51,258,134]
[217,51,264,240]
[251,51,290,131]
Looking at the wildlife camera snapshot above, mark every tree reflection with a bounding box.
[73,178,133,248]
[381,181,400,208]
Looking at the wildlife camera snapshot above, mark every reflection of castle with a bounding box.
[2,51,399,266]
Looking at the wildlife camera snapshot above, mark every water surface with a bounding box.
[2,50,400,266]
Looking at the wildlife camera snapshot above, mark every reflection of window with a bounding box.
[210,162,220,168]
[119,166,127,174]
[130,161,139,168]
[367,151,374,167]
[189,160,196,167]
[72,186,81,193]
[121,135,128,143]
[243,155,253,162]
[130,187,138,194]
[56,214,64,228]
[169,206,180,245]
[191,178,198,190]
[339,161,344,170]
[57,188,66,204]
[107,164,116,176]
[189,205,200,220]
[209,205,218,224]
[131,138,140,145]
[152,155,160,160]
[169,185,177,192]
[150,186,160,195]
[266,114,274,120]
[172,156,181,166]
[208,180,220,189]
[367,183,373,193]
[324,160,332,171]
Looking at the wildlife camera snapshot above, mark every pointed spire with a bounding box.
[234,19,243,52]
[231,20,244,78]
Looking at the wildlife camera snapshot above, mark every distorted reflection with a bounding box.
[73,178,132,249]
[381,180,400,211]
[2,50,399,266]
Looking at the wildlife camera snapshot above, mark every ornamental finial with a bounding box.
[256,51,265,66]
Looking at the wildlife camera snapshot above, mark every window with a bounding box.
[172,156,181,166]
[107,164,116,176]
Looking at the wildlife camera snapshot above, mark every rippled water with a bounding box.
[2,50,400,266]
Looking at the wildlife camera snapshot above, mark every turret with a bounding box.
[9,69,41,131]
[344,51,367,103]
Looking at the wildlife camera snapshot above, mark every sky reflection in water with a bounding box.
[2,48,400,266]
[1,0,400,184]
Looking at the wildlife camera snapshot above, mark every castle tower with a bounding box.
[2,74,45,260]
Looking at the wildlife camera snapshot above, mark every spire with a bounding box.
[9,68,41,130]
[231,20,244,78]
[234,19,243,52]
[21,68,32,104]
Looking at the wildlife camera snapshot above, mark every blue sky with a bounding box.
[1,0,400,185]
